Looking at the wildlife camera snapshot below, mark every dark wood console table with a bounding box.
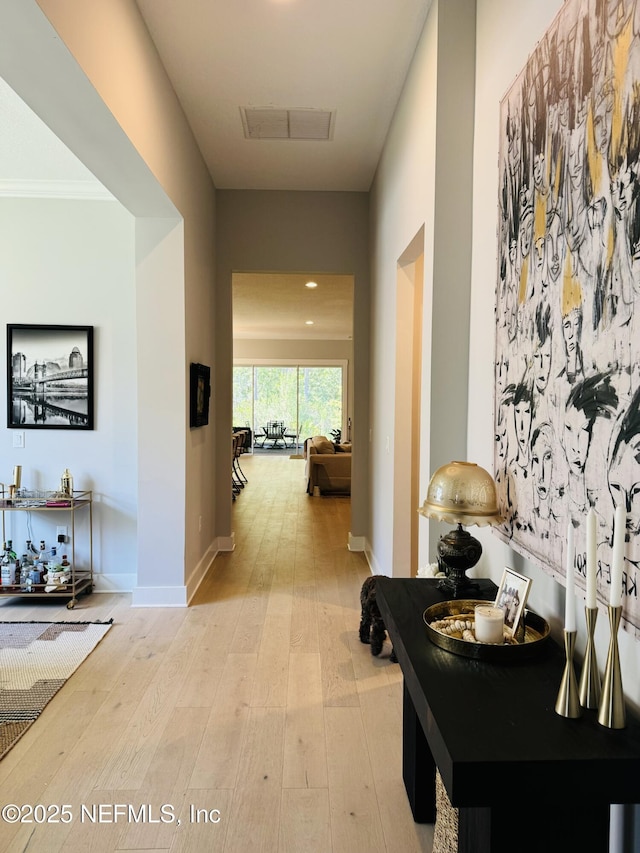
[376,577,640,853]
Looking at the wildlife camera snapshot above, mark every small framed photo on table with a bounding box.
[495,567,531,639]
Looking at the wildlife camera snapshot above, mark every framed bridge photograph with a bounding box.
[6,324,94,430]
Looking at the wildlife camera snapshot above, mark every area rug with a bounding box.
[0,619,113,760]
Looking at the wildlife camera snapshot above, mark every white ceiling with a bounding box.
[1,0,432,336]
[135,0,432,192]
[233,272,354,340]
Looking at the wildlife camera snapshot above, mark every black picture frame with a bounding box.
[6,324,94,430]
[494,567,532,639]
[190,362,211,428]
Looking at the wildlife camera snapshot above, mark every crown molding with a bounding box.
[0,179,114,200]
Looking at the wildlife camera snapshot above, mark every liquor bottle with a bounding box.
[4,542,16,577]
[60,555,71,571]
[23,548,33,568]
[61,468,73,497]
[1,544,15,585]
[37,541,48,568]
[26,539,38,559]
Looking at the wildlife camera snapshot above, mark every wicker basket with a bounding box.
[432,770,459,853]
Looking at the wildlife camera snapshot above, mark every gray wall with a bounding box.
[428,0,476,557]
[368,0,476,574]
[1,0,217,605]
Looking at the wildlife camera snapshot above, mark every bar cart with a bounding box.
[0,488,94,609]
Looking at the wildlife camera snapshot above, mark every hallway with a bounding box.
[0,454,433,852]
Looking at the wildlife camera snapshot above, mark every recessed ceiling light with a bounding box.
[305,281,318,288]
[305,320,314,325]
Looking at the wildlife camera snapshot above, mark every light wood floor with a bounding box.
[0,454,433,853]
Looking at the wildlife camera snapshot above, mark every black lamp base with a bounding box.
[435,524,482,599]
[437,571,481,598]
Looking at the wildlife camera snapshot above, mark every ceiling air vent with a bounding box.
[241,107,335,140]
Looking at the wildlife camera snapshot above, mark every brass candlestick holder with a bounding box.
[597,605,626,729]
[555,630,581,718]
[579,606,601,709]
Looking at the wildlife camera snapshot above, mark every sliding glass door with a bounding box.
[254,366,298,437]
[233,361,347,447]
[298,366,343,440]
[232,366,253,429]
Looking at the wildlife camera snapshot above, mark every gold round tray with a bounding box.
[423,599,551,662]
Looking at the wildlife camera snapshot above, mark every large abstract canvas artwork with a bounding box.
[494,0,640,634]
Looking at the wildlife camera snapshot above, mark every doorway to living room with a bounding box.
[232,271,354,459]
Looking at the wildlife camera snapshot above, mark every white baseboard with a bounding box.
[131,585,188,607]
[216,533,236,552]
[184,534,236,603]
[350,535,385,578]
[185,544,217,604]
[364,541,384,576]
[91,573,136,593]
[348,533,366,551]
[99,534,234,606]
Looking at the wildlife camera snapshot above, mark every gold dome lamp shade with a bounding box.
[418,461,502,598]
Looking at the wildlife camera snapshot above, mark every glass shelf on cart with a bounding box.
[0,489,92,509]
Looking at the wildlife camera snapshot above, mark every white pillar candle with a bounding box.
[474,605,505,644]
[610,504,625,608]
[586,508,597,609]
[565,522,576,632]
